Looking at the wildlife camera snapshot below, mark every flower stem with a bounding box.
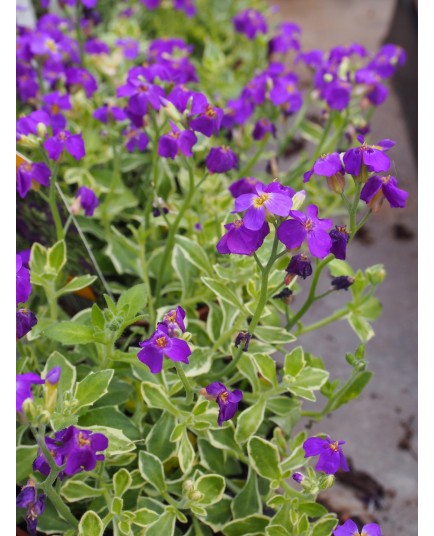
[174,362,194,404]
[286,253,335,330]
[239,135,269,177]
[297,306,348,335]
[48,166,64,242]
[155,162,203,308]
[349,181,363,236]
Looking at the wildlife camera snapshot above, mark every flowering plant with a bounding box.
[16,1,408,534]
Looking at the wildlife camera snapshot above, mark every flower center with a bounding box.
[45,38,57,53]
[58,131,68,141]
[22,163,32,172]
[233,219,244,229]
[253,193,271,208]
[336,225,349,235]
[139,84,149,93]
[381,175,391,184]
[170,131,180,139]
[218,391,229,404]
[205,105,217,118]
[304,218,314,231]
[51,104,60,114]
[286,84,295,93]
[329,441,340,452]
[165,312,176,322]
[78,432,90,447]
[155,336,168,348]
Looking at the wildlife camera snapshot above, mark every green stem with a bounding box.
[297,306,347,335]
[138,224,156,329]
[349,181,363,236]
[239,136,269,177]
[32,426,78,527]
[48,166,64,241]
[155,163,201,308]
[287,253,335,330]
[74,3,85,65]
[354,209,372,234]
[278,93,311,158]
[174,362,194,405]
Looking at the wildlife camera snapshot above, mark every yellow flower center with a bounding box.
[328,441,340,452]
[78,432,90,447]
[155,336,168,348]
[305,218,313,231]
[205,105,217,118]
[233,220,243,229]
[253,193,271,208]
[219,391,229,403]
[45,38,57,53]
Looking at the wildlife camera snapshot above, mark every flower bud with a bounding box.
[365,264,386,285]
[291,190,306,210]
[37,122,48,138]
[183,480,194,494]
[292,472,304,484]
[326,172,346,194]
[285,254,312,281]
[160,98,183,124]
[18,134,40,148]
[331,275,355,291]
[22,398,37,420]
[319,474,335,490]
[234,331,251,352]
[190,491,204,502]
[39,410,51,424]
[272,288,293,305]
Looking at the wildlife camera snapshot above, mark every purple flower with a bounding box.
[117,71,165,114]
[277,205,333,259]
[140,0,160,7]
[174,0,196,17]
[17,309,38,340]
[160,306,186,335]
[233,9,267,40]
[43,130,86,161]
[252,118,276,141]
[234,182,293,231]
[331,275,355,291]
[303,153,344,183]
[206,146,238,174]
[85,38,110,55]
[292,472,304,483]
[368,44,406,79]
[360,175,408,210]
[66,67,98,98]
[203,382,243,426]
[268,22,301,55]
[228,177,266,198]
[323,79,352,111]
[16,481,46,536]
[16,372,44,412]
[45,366,61,385]
[189,98,224,138]
[303,436,349,475]
[158,124,197,159]
[334,519,382,536]
[116,38,140,60]
[93,104,127,124]
[285,253,312,280]
[216,219,270,256]
[343,136,395,177]
[269,74,303,113]
[72,186,99,216]
[16,110,51,139]
[34,426,109,477]
[17,254,32,306]
[138,324,191,374]
[63,0,98,7]
[329,225,350,260]
[234,331,251,352]
[17,162,51,199]
[123,128,149,153]
[42,91,71,133]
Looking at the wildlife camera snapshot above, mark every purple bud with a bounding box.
[292,472,304,483]
[331,276,355,291]
[285,254,312,280]
[234,331,251,352]
[272,288,293,305]
[45,366,61,385]
[16,309,38,339]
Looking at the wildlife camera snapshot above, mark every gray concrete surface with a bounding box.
[272,1,418,534]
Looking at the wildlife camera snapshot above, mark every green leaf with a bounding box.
[231,468,261,519]
[175,235,213,275]
[252,354,278,387]
[254,326,296,345]
[185,349,213,377]
[201,277,244,310]
[247,436,281,482]
[61,480,102,502]
[139,450,166,494]
[195,474,225,506]
[266,525,291,536]
[326,371,373,413]
[114,468,132,498]
[266,397,299,417]
[284,346,305,377]
[141,381,181,415]
[328,259,354,277]
[298,502,328,518]
[74,370,114,411]
[347,313,374,342]
[178,429,195,473]
[144,509,177,536]
[146,412,177,462]
[57,275,97,297]
[86,425,135,455]
[29,242,47,275]
[43,322,97,345]
[116,283,147,319]
[132,507,159,527]
[223,515,270,536]
[91,303,105,330]
[104,226,140,276]
[235,398,266,444]
[311,516,338,536]
[47,240,67,274]
[37,499,71,533]
[172,244,196,297]
[78,406,139,440]
[78,511,104,536]
[16,445,38,483]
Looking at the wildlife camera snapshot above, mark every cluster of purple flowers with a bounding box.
[16,480,46,536]
[138,306,192,374]
[33,425,109,477]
